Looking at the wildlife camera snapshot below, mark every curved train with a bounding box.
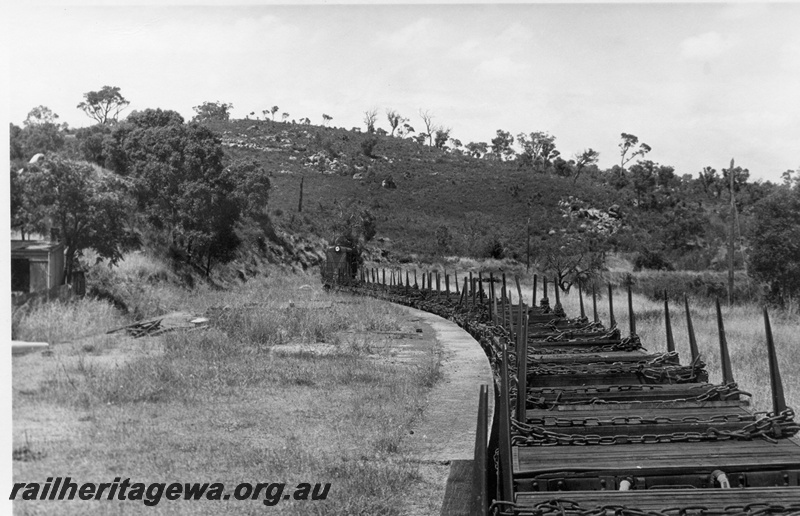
[322,256,800,515]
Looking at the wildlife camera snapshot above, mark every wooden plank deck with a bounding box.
[515,487,800,510]
[513,440,800,477]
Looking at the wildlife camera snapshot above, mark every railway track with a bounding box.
[335,267,800,515]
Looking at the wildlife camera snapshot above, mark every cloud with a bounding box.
[376,18,438,52]
[474,56,529,78]
[780,36,800,72]
[718,3,769,21]
[680,31,734,61]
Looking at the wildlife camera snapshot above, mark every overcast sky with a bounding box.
[6,2,800,182]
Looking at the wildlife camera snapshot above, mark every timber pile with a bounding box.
[106,312,208,338]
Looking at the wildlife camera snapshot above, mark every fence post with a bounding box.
[516,307,528,423]
[473,384,489,516]
[498,343,514,502]
[471,273,476,306]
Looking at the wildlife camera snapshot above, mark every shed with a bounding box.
[11,240,65,293]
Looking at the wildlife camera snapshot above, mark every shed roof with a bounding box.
[11,240,64,256]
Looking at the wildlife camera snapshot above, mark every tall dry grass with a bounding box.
[12,297,128,343]
[14,253,439,515]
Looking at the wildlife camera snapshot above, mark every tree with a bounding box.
[322,114,332,126]
[14,156,137,280]
[77,86,130,124]
[698,166,719,197]
[224,158,272,218]
[722,165,750,194]
[419,109,436,146]
[573,148,599,183]
[363,108,378,133]
[780,168,800,188]
[192,101,233,123]
[24,105,60,126]
[103,108,247,275]
[361,136,378,158]
[490,130,515,161]
[606,165,630,190]
[435,225,453,255]
[619,133,651,168]
[517,131,560,171]
[629,160,675,208]
[270,106,279,121]
[749,186,800,304]
[551,157,573,178]
[534,198,619,292]
[75,124,113,166]
[433,127,451,149]
[466,141,488,158]
[10,124,25,161]
[661,202,706,251]
[14,107,66,159]
[386,109,406,136]
[398,123,415,138]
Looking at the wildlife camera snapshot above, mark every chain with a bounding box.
[540,328,621,343]
[526,412,755,427]
[526,356,703,384]
[511,408,797,446]
[526,351,680,369]
[527,383,751,410]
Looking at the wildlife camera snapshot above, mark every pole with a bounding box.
[728,158,735,306]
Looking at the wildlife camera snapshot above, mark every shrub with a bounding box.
[361,136,378,158]
[633,250,674,271]
[483,238,505,260]
[621,271,759,304]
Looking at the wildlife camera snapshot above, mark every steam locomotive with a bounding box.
[320,243,359,287]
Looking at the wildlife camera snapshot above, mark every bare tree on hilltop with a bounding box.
[419,109,436,146]
[363,108,378,133]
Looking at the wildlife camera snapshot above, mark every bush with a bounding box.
[483,238,505,260]
[633,250,674,271]
[619,271,759,304]
[361,136,378,158]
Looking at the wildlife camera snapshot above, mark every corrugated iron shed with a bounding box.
[11,240,65,293]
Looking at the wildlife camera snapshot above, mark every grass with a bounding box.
[12,296,128,343]
[12,262,442,515]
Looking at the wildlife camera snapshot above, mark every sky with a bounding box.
[4,2,800,181]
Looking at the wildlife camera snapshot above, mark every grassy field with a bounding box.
[12,259,444,515]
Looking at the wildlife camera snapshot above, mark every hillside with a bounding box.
[12,113,773,294]
[208,119,627,264]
